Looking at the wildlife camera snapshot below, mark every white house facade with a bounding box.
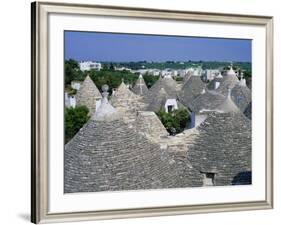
[79,61,102,71]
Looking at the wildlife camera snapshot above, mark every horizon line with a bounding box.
[65,58,251,63]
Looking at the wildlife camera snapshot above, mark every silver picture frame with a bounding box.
[31,1,273,223]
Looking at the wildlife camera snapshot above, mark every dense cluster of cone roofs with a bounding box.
[65,65,252,193]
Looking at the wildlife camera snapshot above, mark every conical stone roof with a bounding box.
[183,72,192,84]
[110,81,147,122]
[64,93,202,193]
[132,74,148,96]
[146,76,178,99]
[65,85,204,192]
[76,75,102,115]
[187,111,252,186]
[216,89,240,113]
[216,73,239,96]
[64,117,180,193]
[135,111,169,141]
[146,87,169,112]
[179,76,205,107]
[189,89,225,113]
[231,83,251,112]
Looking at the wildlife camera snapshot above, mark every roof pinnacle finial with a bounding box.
[93,84,118,121]
[101,84,110,104]
[101,84,109,98]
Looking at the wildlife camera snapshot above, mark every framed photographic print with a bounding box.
[31,1,273,224]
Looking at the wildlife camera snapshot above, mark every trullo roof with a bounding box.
[110,81,147,122]
[146,87,169,112]
[188,89,225,113]
[216,89,240,113]
[179,76,205,107]
[135,111,169,141]
[216,66,239,95]
[132,74,148,95]
[186,110,252,186]
[231,83,251,112]
[75,75,102,114]
[146,76,178,99]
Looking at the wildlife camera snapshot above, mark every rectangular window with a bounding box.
[203,173,215,186]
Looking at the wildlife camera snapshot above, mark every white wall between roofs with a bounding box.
[0,0,280,225]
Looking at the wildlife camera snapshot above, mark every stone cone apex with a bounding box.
[93,84,119,121]
[83,75,102,98]
[110,81,146,121]
[159,87,167,96]
[147,76,178,99]
[116,81,136,97]
[215,70,239,96]
[76,75,102,115]
[179,75,205,107]
[132,74,148,96]
[216,88,240,113]
[111,81,140,104]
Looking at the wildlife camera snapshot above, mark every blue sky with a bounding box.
[64,31,251,62]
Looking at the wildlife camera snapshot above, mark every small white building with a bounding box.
[136,69,149,75]
[79,61,102,71]
[71,81,82,90]
[171,70,178,77]
[65,92,76,108]
[164,99,178,113]
[161,69,175,77]
[151,70,161,76]
[202,69,221,82]
[192,68,202,77]
[214,81,221,90]
[115,67,132,72]
[239,73,247,86]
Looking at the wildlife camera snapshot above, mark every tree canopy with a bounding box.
[156,108,190,135]
[65,59,86,85]
[65,106,90,143]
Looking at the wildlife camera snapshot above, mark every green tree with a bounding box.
[109,63,115,71]
[89,69,139,93]
[65,106,90,143]
[156,108,190,135]
[65,59,85,85]
[142,74,159,88]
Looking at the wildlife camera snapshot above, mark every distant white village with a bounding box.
[64,60,252,193]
